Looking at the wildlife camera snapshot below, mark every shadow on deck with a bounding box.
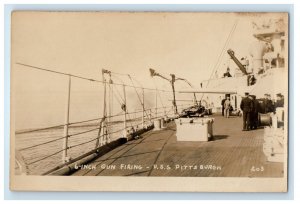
[71,115,284,177]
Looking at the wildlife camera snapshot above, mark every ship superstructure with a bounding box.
[197,17,287,112]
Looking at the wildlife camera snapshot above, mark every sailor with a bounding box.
[221,97,226,116]
[248,95,254,128]
[223,67,232,78]
[275,93,284,108]
[248,75,256,86]
[266,94,275,113]
[258,66,265,74]
[262,93,273,113]
[250,95,259,129]
[262,94,268,113]
[240,92,253,131]
[265,42,274,53]
[224,96,231,118]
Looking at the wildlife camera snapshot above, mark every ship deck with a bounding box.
[72,114,284,177]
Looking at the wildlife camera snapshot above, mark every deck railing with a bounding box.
[14,63,193,175]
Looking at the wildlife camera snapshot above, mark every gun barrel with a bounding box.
[227,49,248,75]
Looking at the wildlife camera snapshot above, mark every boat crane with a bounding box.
[149,68,197,115]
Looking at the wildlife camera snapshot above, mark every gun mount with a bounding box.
[227,49,248,75]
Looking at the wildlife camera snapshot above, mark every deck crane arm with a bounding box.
[150,68,198,114]
[174,77,197,105]
[149,68,171,82]
[227,49,248,75]
[174,77,192,87]
[150,68,178,114]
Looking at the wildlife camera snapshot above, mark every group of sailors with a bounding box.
[221,92,284,130]
[240,92,284,131]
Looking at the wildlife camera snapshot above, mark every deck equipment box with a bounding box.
[175,118,214,142]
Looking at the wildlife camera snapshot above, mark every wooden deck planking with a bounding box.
[72,115,284,177]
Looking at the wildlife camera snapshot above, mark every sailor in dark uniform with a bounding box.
[223,67,232,77]
[266,94,275,113]
[221,98,226,116]
[250,95,259,129]
[240,92,253,131]
[262,93,274,113]
[275,93,284,108]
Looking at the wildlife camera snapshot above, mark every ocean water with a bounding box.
[15,119,149,175]
[14,105,186,175]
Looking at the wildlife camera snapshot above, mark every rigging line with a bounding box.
[68,137,100,149]
[111,74,126,84]
[205,20,238,81]
[110,71,172,93]
[129,75,144,88]
[202,20,238,99]
[108,126,128,135]
[16,106,164,136]
[27,149,66,165]
[210,20,238,80]
[69,117,103,126]
[213,20,239,74]
[16,62,100,82]
[113,110,124,119]
[126,113,135,128]
[113,84,123,100]
[112,88,124,106]
[165,107,174,115]
[17,117,104,135]
[126,115,143,122]
[133,120,147,127]
[18,136,66,151]
[128,75,151,121]
[20,118,129,152]
[67,127,100,138]
[16,124,65,135]
[150,110,167,119]
[113,84,125,104]
[20,126,102,151]
[152,78,167,112]
[158,91,167,114]
[16,62,174,93]
[110,71,128,76]
[158,84,166,108]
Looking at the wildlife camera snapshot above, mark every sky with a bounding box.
[11,12,285,130]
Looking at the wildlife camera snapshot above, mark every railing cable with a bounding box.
[16,62,174,92]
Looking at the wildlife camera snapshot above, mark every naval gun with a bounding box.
[227,49,256,86]
[227,49,248,75]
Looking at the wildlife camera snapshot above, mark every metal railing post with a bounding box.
[107,77,112,142]
[155,89,158,119]
[62,75,71,163]
[122,84,127,138]
[142,88,145,128]
[149,109,152,122]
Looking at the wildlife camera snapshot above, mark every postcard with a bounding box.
[10,11,288,192]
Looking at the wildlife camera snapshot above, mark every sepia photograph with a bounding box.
[10,11,288,192]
